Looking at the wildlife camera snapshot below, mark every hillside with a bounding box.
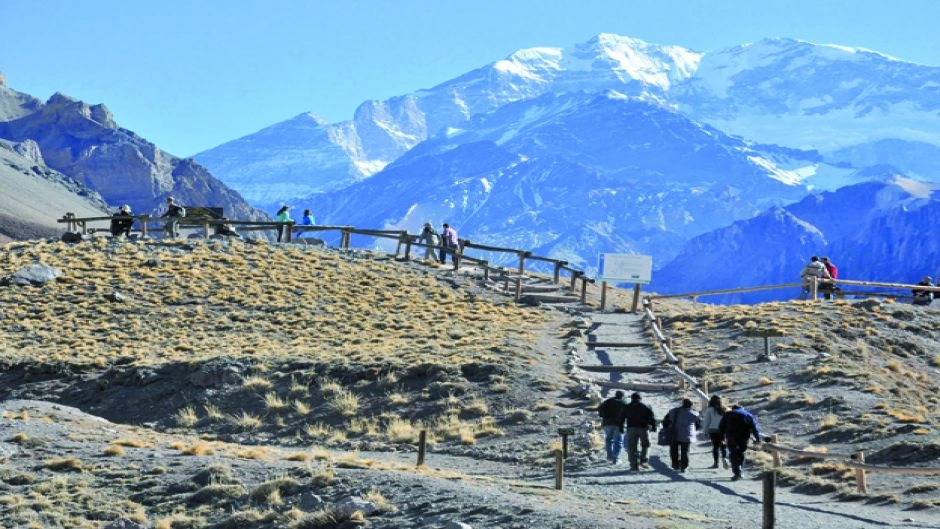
[0,237,938,528]
[0,139,109,245]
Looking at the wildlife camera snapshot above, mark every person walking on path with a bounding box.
[420,222,439,261]
[162,197,185,239]
[718,404,762,481]
[662,398,701,473]
[275,205,292,242]
[597,390,628,465]
[799,256,832,300]
[622,392,657,471]
[701,395,729,469]
[439,223,459,267]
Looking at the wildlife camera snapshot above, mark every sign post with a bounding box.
[598,254,652,313]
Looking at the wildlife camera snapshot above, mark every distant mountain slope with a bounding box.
[198,34,940,211]
[195,34,703,208]
[0,138,109,243]
[0,78,266,222]
[306,92,808,268]
[652,177,940,302]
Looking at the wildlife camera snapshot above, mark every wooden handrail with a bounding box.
[59,212,603,303]
[762,443,940,475]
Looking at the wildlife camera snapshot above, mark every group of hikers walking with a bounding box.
[598,391,762,481]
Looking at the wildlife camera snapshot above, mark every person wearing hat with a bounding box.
[419,222,439,261]
[622,392,657,471]
[662,398,701,473]
[597,390,628,464]
[109,204,134,238]
[912,276,934,306]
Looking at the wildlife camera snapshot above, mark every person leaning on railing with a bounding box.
[162,197,186,239]
[109,204,133,238]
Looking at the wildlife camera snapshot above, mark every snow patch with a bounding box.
[746,156,802,185]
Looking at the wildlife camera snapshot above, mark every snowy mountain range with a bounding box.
[4,33,938,302]
[191,33,940,299]
[197,33,940,208]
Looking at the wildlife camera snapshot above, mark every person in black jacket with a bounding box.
[597,390,628,464]
[622,392,657,471]
[718,404,762,481]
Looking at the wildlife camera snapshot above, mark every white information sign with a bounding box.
[598,254,652,284]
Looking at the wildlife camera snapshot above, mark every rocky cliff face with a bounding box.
[0,87,265,221]
[0,138,109,243]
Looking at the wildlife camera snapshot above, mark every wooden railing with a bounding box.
[647,277,940,304]
[643,293,940,497]
[58,213,613,306]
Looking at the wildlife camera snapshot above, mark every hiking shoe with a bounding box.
[630,466,639,471]
[709,463,719,469]
[606,455,614,462]
[731,474,742,481]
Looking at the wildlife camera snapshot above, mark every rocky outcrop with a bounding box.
[0,86,265,221]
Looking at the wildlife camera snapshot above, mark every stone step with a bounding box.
[579,365,660,374]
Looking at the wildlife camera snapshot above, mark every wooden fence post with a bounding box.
[677,357,685,389]
[631,283,641,313]
[202,219,210,239]
[580,278,588,304]
[553,262,563,284]
[771,435,781,468]
[554,450,564,490]
[403,234,412,260]
[515,252,526,302]
[762,471,776,529]
[811,276,818,300]
[600,281,608,311]
[417,430,427,467]
[482,260,489,281]
[454,241,464,271]
[141,216,149,238]
[570,271,580,293]
[855,451,867,493]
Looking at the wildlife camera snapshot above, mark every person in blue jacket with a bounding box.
[718,404,762,481]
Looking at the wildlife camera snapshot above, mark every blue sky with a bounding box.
[2,0,937,157]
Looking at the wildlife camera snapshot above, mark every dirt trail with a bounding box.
[563,311,938,529]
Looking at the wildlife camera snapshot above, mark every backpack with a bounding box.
[177,206,186,218]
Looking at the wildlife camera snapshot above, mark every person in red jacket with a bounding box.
[820,256,839,299]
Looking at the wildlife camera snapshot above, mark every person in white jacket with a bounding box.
[701,395,729,469]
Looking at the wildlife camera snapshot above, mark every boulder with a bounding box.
[188,358,246,388]
[5,264,62,286]
[336,496,378,517]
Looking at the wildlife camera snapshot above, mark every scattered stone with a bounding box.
[756,352,777,362]
[444,522,474,529]
[102,520,147,529]
[188,358,247,388]
[4,264,63,286]
[298,491,324,510]
[61,232,84,243]
[336,496,378,517]
[144,258,162,267]
[105,292,126,303]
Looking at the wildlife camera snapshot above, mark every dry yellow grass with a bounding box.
[0,240,541,368]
